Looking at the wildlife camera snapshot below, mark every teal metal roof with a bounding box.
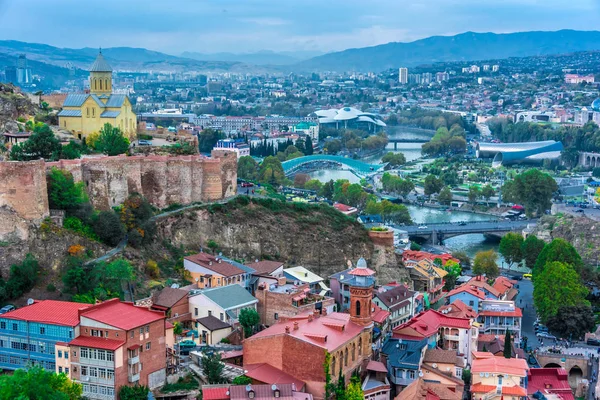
[202,285,257,310]
[100,111,121,118]
[58,110,82,117]
[281,155,384,175]
[90,52,113,72]
[105,95,126,107]
[63,94,88,107]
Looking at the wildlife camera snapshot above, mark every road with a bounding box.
[514,277,538,350]
[401,219,536,235]
[554,203,600,222]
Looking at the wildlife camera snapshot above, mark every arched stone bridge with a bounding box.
[400,220,536,244]
[535,352,590,390]
[281,155,385,177]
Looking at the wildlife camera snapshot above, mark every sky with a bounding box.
[0,0,599,55]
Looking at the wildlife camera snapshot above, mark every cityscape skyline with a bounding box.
[0,0,599,54]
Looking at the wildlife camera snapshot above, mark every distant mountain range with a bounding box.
[181,50,322,66]
[296,30,600,72]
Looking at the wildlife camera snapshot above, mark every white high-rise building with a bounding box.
[399,67,408,84]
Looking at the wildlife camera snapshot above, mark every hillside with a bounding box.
[297,29,600,72]
[0,40,250,73]
[182,51,301,66]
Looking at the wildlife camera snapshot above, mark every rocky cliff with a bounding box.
[152,197,408,281]
[0,84,36,134]
[533,214,600,266]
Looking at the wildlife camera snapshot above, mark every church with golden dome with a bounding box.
[58,50,136,139]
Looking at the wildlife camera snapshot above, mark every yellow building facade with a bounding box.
[59,50,136,139]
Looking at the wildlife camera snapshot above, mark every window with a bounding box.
[344,348,348,366]
[107,352,113,362]
[146,342,151,350]
[86,107,89,117]
[58,350,63,358]
[81,366,88,376]
[59,366,63,373]
[92,108,95,117]
[194,308,198,316]
[469,301,474,306]
[65,352,68,360]
[140,328,144,335]
[274,313,279,320]
[12,323,17,331]
[355,300,361,316]
[396,369,404,378]
[130,331,134,339]
[80,348,88,358]
[498,375,503,385]
[220,313,224,321]
[89,367,98,378]
[72,351,76,358]
[208,311,212,317]
[0,322,5,330]
[146,325,150,333]
[105,331,109,337]
[107,369,114,380]
[65,367,69,375]
[408,370,416,379]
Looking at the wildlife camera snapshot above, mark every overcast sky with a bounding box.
[1,0,599,55]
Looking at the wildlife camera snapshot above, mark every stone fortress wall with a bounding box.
[0,151,237,240]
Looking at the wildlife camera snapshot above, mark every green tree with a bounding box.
[258,156,286,186]
[381,152,407,167]
[60,140,85,160]
[319,180,335,199]
[499,232,524,269]
[238,156,259,181]
[173,321,184,336]
[468,186,480,204]
[521,235,546,269]
[335,369,346,400]
[95,123,130,156]
[533,261,589,322]
[232,375,252,385]
[324,139,342,154]
[481,185,495,201]
[533,238,583,276]
[92,210,125,247]
[305,136,314,155]
[324,352,335,400]
[201,353,226,384]
[62,257,89,294]
[0,365,82,400]
[198,128,224,153]
[293,173,311,188]
[546,305,596,340]
[503,330,512,359]
[239,308,260,338]
[304,179,323,192]
[344,375,364,400]
[424,175,443,196]
[461,369,471,386]
[472,250,499,279]
[1,254,40,300]
[501,169,557,216]
[438,186,453,205]
[452,251,471,269]
[47,168,88,211]
[119,385,150,400]
[10,123,62,161]
[443,260,461,291]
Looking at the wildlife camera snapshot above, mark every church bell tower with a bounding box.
[89,49,113,95]
[348,258,375,327]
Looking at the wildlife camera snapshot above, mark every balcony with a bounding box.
[128,373,140,383]
[444,334,460,341]
[128,356,139,365]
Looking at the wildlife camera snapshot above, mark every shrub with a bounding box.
[92,211,125,247]
[67,244,85,257]
[46,283,56,292]
[146,260,160,279]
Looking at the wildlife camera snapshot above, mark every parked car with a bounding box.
[536,332,556,340]
[587,338,600,346]
[510,275,522,281]
[575,209,584,213]
[138,139,152,146]
[241,182,254,188]
[458,221,467,226]
[535,325,549,333]
[418,225,428,230]
[175,340,197,354]
[0,305,15,315]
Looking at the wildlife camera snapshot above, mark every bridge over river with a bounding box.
[281,155,385,177]
[397,219,537,244]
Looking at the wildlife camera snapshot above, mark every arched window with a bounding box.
[332,357,336,376]
[351,343,356,362]
[105,79,108,90]
[358,337,362,356]
[355,300,361,317]
[93,79,96,90]
[344,348,348,367]
[92,108,95,117]
[86,107,89,117]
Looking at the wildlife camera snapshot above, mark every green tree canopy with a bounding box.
[381,152,407,167]
[201,353,226,384]
[47,168,88,211]
[237,156,259,181]
[0,365,82,400]
[521,235,546,270]
[503,330,512,359]
[481,184,495,201]
[501,169,558,216]
[499,232,524,269]
[119,385,149,400]
[95,123,130,156]
[533,261,589,322]
[438,186,453,205]
[468,186,480,204]
[258,156,286,186]
[198,128,224,153]
[424,175,443,196]
[546,305,596,341]
[10,123,62,161]
[304,179,323,192]
[472,250,499,279]
[533,238,583,276]
[92,210,125,247]
[239,308,260,338]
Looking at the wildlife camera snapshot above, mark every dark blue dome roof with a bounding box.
[592,98,600,112]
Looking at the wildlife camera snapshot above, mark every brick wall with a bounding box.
[255,285,335,326]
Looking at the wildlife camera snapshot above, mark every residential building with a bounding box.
[394,377,462,400]
[381,337,428,391]
[438,300,478,319]
[492,277,518,301]
[401,251,459,267]
[67,298,167,399]
[406,260,447,305]
[470,352,528,400]
[373,285,417,328]
[422,348,464,380]
[59,51,137,139]
[466,276,502,300]
[195,316,232,345]
[476,335,525,359]
[477,300,522,344]
[291,121,319,142]
[527,368,574,400]
[246,260,285,279]
[333,203,358,216]
[399,68,408,84]
[150,287,190,326]
[564,74,595,84]
[213,139,250,159]
[189,284,258,326]
[328,267,354,311]
[446,285,486,310]
[362,361,391,400]
[184,252,252,290]
[0,300,92,372]
[202,383,313,400]
[392,310,478,364]
[243,261,375,398]
[283,266,329,295]
[254,281,335,326]
[371,304,391,354]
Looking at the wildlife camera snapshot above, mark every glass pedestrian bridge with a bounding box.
[281,155,385,177]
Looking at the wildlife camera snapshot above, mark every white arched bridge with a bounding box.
[281,155,385,177]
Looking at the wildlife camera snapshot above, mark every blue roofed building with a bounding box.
[381,337,428,391]
[188,284,258,326]
[0,300,92,372]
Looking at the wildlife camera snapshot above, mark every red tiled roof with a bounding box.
[185,253,246,277]
[1,300,92,326]
[371,304,391,324]
[247,312,363,352]
[349,267,375,276]
[467,277,501,298]
[333,203,356,212]
[203,387,230,400]
[401,251,459,266]
[471,383,527,396]
[393,310,471,339]
[166,321,174,329]
[492,276,516,294]
[447,285,486,300]
[438,300,478,319]
[68,335,125,351]
[367,360,388,373]
[245,260,284,275]
[81,299,165,330]
[472,353,528,376]
[527,368,574,400]
[244,363,305,390]
[479,307,522,317]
